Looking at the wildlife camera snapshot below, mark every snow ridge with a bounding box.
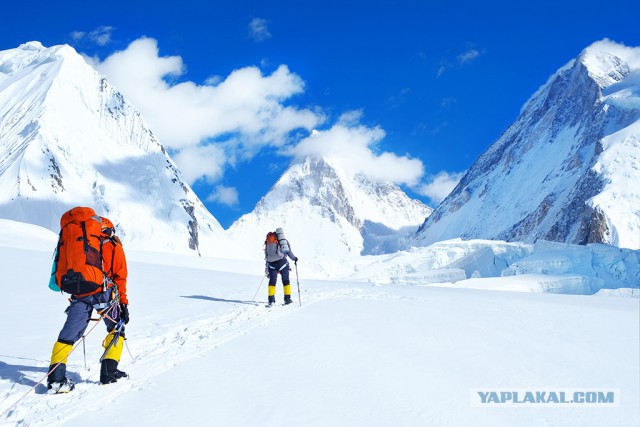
[414,39,640,250]
[0,42,224,255]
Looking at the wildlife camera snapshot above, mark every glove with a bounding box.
[119,303,130,325]
[294,257,299,264]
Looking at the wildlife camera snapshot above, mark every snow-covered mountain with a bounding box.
[0,42,224,255]
[414,39,640,250]
[228,156,432,261]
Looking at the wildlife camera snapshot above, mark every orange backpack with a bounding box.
[265,232,284,262]
[53,207,106,296]
[265,232,279,245]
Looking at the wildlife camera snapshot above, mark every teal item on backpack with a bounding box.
[49,249,61,292]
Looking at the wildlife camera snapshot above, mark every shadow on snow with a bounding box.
[180,295,259,306]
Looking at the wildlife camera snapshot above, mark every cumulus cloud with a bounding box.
[172,144,226,184]
[248,18,272,42]
[88,38,431,200]
[90,37,323,184]
[204,75,222,86]
[415,171,465,203]
[292,111,424,186]
[207,185,239,206]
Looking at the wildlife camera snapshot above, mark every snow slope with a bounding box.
[0,221,638,427]
[0,42,224,255]
[414,39,640,250]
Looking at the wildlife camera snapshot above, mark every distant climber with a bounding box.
[264,227,298,306]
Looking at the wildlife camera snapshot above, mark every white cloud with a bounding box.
[207,185,239,206]
[89,38,432,201]
[458,49,480,64]
[292,112,424,186]
[248,18,272,42]
[172,144,227,184]
[415,171,465,203]
[204,75,222,85]
[90,26,115,46]
[90,37,323,185]
[70,31,86,41]
[71,26,115,46]
[437,46,484,77]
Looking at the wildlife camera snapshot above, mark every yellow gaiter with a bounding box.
[102,332,124,362]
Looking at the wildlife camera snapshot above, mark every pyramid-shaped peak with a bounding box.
[414,40,640,250]
[578,39,640,88]
[0,40,224,255]
[0,42,82,77]
[229,153,432,260]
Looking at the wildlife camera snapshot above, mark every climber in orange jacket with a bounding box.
[47,215,130,393]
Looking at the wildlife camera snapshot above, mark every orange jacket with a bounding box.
[101,236,129,305]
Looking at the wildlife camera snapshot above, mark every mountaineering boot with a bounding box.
[48,341,75,393]
[283,283,291,305]
[47,376,75,394]
[100,359,128,384]
[100,329,126,384]
[283,284,292,305]
[268,284,276,307]
[47,362,75,393]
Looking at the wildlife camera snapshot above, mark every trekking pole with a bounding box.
[251,274,266,303]
[82,337,87,371]
[295,261,302,307]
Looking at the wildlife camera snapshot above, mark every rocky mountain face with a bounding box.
[228,156,432,261]
[413,40,640,250]
[0,42,223,255]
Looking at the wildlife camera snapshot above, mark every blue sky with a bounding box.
[3,0,639,227]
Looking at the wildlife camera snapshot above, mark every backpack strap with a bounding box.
[80,221,90,253]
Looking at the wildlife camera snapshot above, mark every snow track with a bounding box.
[1,278,364,426]
[1,234,638,426]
